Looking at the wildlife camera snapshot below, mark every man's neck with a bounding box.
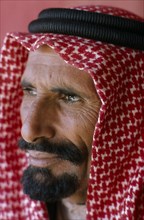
[57,199,86,220]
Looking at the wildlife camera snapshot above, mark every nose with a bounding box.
[21,99,56,143]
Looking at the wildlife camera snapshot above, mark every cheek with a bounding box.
[58,111,85,141]
[59,106,98,148]
[78,107,99,142]
[20,101,26,123]
[20,98,33,123]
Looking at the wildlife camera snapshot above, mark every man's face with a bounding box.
[19,45,101,204]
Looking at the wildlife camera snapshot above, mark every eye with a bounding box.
[22,87,37,96]
[61,94,81,103]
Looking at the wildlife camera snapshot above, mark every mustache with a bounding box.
[18,138,87,165]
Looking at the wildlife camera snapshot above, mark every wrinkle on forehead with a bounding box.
[28,45,68,66]
[28,52,68,66]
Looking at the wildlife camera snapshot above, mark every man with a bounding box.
[19,44,101,220]
[0,5,144,220]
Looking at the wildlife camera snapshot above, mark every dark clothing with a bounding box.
[46,202,57,220]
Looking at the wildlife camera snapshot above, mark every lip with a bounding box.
[27,150,59,168]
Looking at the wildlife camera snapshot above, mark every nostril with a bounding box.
[21,121,56,143]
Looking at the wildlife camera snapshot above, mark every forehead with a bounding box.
[22,45,97,95]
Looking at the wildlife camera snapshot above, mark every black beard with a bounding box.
[21,166,79,202]
[18,138,88,202]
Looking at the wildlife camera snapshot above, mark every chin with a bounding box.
[21,165,80,202]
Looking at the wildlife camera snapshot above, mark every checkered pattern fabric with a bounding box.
[0,5,144,220]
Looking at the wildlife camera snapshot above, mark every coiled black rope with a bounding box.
[28,8,144,50]
[38,8,144,34]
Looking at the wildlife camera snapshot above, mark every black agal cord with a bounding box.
[28,8,144,50]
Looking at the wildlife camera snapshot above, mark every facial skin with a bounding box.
[19,45,101,204]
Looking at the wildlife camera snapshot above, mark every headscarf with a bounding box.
[0,5,144,220]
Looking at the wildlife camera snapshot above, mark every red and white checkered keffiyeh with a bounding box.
[0,5,144,220]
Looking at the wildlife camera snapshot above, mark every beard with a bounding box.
[18,138,88,202]
[21,165,79,202]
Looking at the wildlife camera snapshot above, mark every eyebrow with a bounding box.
[21,80,80,96]
[51,87,79,96]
